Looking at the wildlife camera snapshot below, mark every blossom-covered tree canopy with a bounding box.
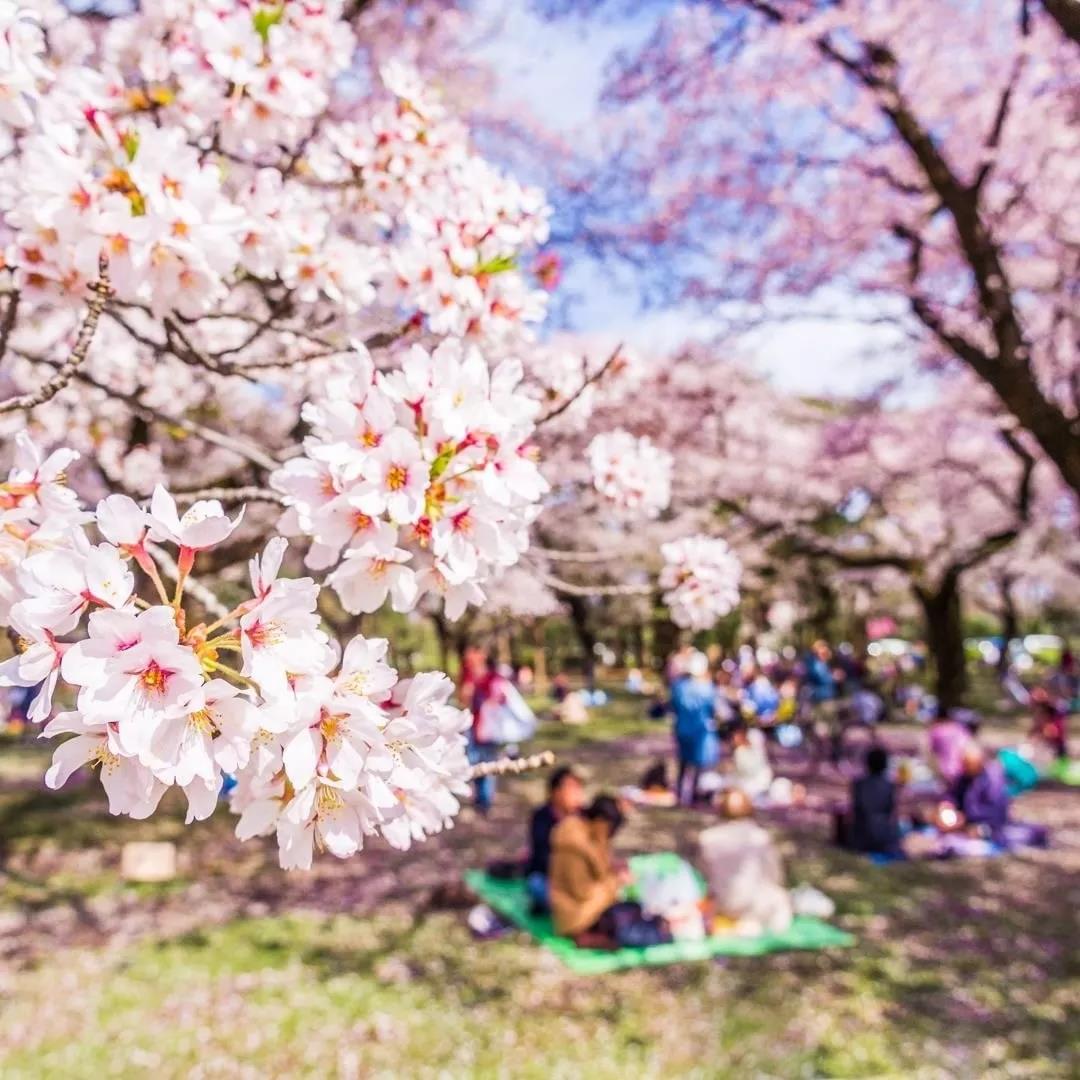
[0,0,1074,869]
[532,0,1080,497]
[0,0,602,869]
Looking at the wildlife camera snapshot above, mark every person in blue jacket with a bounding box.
[803,640,838,704]
[670,650,718,806]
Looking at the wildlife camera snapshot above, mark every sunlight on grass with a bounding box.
[0,690,1074,1078]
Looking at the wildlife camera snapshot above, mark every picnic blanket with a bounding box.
[863,820,1049,863]
[1044,758,1080,786]
[464,855,853,974]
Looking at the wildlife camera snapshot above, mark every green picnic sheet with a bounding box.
[1045,758,1080,786]
[465,855,854,974]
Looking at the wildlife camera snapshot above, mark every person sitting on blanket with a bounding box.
[728,720,773,798]
[698,789,793,936]
[524,765,586,914]
[949,743,1011,842]
[846,746,901,856]
[549,795,671,948]
[926,704,975,789]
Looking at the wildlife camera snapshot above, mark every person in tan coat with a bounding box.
[548,795,627,939]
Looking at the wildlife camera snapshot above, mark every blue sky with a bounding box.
[470,2,929,400]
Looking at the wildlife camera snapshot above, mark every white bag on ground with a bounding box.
[636,858,706,941]
[790,883,835,919]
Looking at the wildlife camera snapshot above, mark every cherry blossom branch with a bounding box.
[110,303,406,375]
[1042,0,1080,46]
[536,343,624,427]
[0,259,112,415]
[13,360,284,474]
[0,290,19,364]
[972,52,1026,195]
[172,487,285,506]
[533,545,631,563]
[535,568,653,597]
[468,750,556,779]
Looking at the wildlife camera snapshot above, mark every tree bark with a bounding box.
[807,574,839,644]
[1042,0,1080,46]
[651,596,680,673]
[430,611,451,674]
[531,622,548,693]
[996,574,1020,675]
[916,572,968,710]
[564,593,597,687]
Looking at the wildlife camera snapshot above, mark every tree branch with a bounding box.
[536,343,623,427]
[532,545,630,563]
[535,567,653,597]
[172,486,285,506]
[0,259,112,414]
[1041,0,1080,46]
[16,354,282,473]
[0,291,19,365]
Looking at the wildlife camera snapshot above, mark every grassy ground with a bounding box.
[0,691,1077,1078]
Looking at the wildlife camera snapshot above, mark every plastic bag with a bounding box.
[636,857,703,919]
[636,858,705,941]
[476,682,537,744]
[789,883,835,919]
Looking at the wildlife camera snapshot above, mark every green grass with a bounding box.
[0,912,953,1078]
[524,686,661,750]
[0,687,1076,1078]
[2,893,1074,1078]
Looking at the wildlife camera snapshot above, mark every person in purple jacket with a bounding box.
[927,704,974,789]
[951,743,1011,842]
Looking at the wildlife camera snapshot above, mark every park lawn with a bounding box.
[0,690,1077,1078]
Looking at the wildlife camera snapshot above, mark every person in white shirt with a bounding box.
[729,720,774,798]
[698,788,792,935]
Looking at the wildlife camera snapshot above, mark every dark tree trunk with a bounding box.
[917,571,968,710]
[565,593,597,687]
[430,611,451,674]
[1042,0,1080,46]
[651,594,680,674]
[807,574,838,644]
[631,622,646,669]
[997,574,1020,675]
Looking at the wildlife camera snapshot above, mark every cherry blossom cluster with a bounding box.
[116,0,356,158]
[320,60,553,345]
[9,116,246,317]
[1,2,550,345]
[0,433,88,632]
[272,341,548,620]
[587,428,672,518]
[0,1,47,128]
[659,535,742,631]
[0,441,472,869]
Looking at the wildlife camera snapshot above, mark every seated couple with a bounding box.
[526,768,675,947]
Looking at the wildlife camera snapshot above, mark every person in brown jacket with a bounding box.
[549,794,673,949]
[548,795,627,940]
